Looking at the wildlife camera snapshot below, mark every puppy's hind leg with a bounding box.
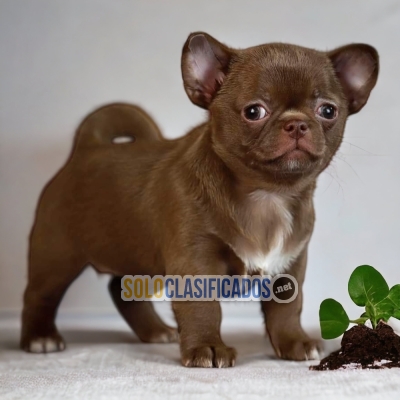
[109,276,178,343]
[21,235,85,353]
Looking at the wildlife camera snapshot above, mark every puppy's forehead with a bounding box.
[231,43,336,102]
[253,43,327,68]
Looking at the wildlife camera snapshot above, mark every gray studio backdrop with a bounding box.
[1,0,399,327]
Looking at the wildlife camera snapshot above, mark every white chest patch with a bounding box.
[231,190,306,275]
[239,239,305,276]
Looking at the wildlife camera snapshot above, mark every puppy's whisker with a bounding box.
[335,152,364,184]
[341,141,377,155]
[331,136,384,156]
[325,170,344,198]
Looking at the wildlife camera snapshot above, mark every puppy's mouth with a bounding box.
[280,147,310,160]
[248,140,323,175]
[266,142,321,165]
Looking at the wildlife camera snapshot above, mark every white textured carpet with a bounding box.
[1,309,400,400]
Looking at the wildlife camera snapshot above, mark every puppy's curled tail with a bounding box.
[73,103,163,150]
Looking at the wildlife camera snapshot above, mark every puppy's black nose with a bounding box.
[283,120,309,139]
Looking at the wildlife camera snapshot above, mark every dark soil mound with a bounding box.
[310,322,400,370]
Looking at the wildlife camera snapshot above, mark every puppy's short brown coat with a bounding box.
[21,32,378,367]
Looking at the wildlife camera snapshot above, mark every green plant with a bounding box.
[319,265,400,339]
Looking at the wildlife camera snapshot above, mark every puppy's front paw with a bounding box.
[182,345,237,368]
[144,326,179,343]
[21,333,66,353]
[272,334,321,361]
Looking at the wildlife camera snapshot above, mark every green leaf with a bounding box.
[388,285,400,320]
[387,284,400,309]
[319,298,350,339]
[348,265,389,307]
[349,317,369,325]
[366,298,394,328]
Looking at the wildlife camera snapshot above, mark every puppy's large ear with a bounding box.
[181,32,233,109]
[328,44,379,114]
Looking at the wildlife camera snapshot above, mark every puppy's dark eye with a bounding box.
[317,104,337,120]
[243,105,267,121]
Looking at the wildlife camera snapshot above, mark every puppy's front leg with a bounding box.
[173,301,236,368]
[261,249,321,361]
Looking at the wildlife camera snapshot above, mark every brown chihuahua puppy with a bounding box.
[21,32,378,367]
